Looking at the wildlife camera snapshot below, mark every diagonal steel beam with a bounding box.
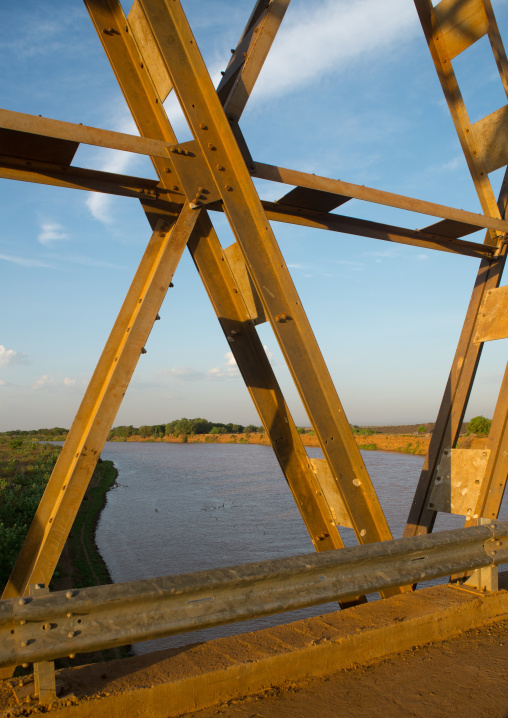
[217,0,291,121]
[1,207,197,602]
[405,168,508,539]
[137,0,405,561]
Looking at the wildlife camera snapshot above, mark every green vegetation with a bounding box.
[351,426,375,436]
[0,440,61,591]
[418,425,426,434]
[67,459,118,589]
[0,427,68,441]
[466,415,492,436]
[358,443,377,451]
[0,437,117,593]
[400,441,422,455]
[108,418,264,440]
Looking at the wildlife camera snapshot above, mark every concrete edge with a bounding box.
[3,582,507,717]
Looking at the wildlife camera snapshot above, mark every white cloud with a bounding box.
[0,346,28,367]
[86,149,134,224]
[32,374,84,391]
[255,0,418,100]
[0,253,53,268]
[85,112,140,224]
[163,366,206,382]
[38,222,69,247]
[207,352,240,380]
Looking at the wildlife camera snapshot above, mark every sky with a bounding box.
[1,0,507,431]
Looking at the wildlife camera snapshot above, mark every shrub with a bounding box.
[466,416,492,436]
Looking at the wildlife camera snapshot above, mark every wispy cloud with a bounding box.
[85,112,140,224]
[32,373,85,391]
[38,221,70,248]
[0,253,53,268]
[256,0,418,100]
[161,366,206,382]
[48,253,127,270]
[86,150,134,224]
[207,352,240,380]
[0,346,28,368]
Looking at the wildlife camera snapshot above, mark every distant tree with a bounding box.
[466,416,492,436]
[210,426,227,434]
[417,425,426,434]
[245,424,257,433]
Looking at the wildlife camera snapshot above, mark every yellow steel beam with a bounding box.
[405,169,508,539]
[138,0,405,566]
[1,207,197,601]
[251,201,495,259]
[0,155,165,200]
[0,108,172,159]
[83,0,354,566]
[217,0,291,121]
[414,0,505,242]
[252,161,508,235]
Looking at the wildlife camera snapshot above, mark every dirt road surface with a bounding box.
[190,617,507,718]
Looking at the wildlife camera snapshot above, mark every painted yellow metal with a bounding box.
[138,0,401,556]
[83,0,363,575]
[404,173,508,540]
[252,161,508,235]
[1,210,197,601]
[414,0,506,241]
[2,0,508,669]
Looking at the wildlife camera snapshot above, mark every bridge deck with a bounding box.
[1,574,506,717]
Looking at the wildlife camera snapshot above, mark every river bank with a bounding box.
[114,432,488,455]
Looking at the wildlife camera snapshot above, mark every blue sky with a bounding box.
[1,0,507,431]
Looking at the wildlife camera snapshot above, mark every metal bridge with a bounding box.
[0,0,507,710]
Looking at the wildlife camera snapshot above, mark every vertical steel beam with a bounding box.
[470,361,508,522]
[138,0,400,556]
[405,170,508,538]
[413,0,505,242]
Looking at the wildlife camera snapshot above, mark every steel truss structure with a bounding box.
[1,0,508,673]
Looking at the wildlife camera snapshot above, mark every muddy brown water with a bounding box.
[92,442,507,655]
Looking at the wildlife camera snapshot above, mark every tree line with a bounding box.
[108,418,266,440]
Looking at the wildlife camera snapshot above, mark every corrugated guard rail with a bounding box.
[0,521,506,668]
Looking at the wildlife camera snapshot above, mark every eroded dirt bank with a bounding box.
[119,432,487,456]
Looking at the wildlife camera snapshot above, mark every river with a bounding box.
[94,442,506,654]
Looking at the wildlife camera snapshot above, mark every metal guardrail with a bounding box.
[0,521,506,668]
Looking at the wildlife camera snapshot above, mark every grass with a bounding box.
[66,459,118,590]
[0,439,61,591]
[358,443,377,451]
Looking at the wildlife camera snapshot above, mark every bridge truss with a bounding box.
[0,0,507,678]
